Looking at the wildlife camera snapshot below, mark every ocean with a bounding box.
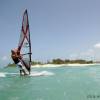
[0,64,100,100]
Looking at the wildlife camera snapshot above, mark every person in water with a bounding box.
[11,49,27,76]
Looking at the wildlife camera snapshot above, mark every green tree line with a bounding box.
[49,59,93,64]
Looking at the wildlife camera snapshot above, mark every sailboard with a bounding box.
[18,9,32,75]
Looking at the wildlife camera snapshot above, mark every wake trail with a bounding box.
[0,71,55,77]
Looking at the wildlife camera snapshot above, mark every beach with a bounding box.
[31,63,98,68]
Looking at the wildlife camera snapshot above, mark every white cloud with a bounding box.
[69,49,95,60]
[68,43,100,60]
[2,56,8,61]
[80,49,94,56]
[69,54,79,59]
[94,43,100,48]
[0,55,10,67]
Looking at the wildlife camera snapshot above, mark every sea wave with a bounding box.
[30,71,54,76]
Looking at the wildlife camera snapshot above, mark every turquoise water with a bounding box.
[0,65,100,100]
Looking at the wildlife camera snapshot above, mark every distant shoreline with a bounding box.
[7,59,94,67]
[31,63,99,68]
[6,63,100,68]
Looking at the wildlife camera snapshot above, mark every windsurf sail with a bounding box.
[18,9,32,74]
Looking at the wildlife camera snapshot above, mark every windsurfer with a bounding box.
[11,49,27,76]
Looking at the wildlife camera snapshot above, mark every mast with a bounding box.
[26,9,32,73]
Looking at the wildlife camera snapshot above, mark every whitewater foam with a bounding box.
[0,72,6,77]
[0,71,54,77]
[30,71,54,76]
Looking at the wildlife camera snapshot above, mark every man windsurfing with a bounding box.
[11,48,27,76]
[11,9,32,76]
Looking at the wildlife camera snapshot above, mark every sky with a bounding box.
[0,0,100,66]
